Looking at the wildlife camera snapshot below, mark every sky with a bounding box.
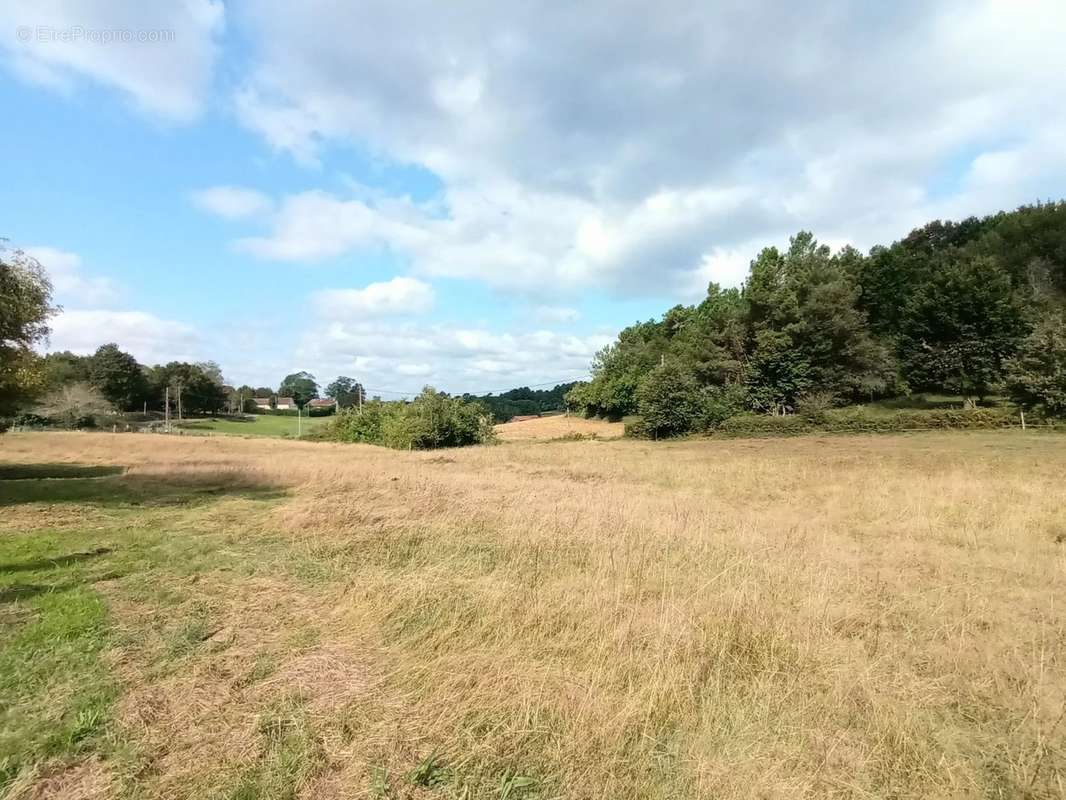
[2,1,1065,397]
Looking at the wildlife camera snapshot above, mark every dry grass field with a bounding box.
[493,415,623,441]
[1,430,1065,799]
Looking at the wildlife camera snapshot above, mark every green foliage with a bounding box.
[325,388,495,450]
[1006,313,1066,415]
[0,247,56,415]
[147,361,228,415]
[89,343,148,411]
[325,375,365,409]
[463,382,577,422]
[636,364,703,438]
[568,203,1066,438]
[898,255,1024,400]
[715,406,1023,438]
[40,351,92,391]
[278,371,319,407]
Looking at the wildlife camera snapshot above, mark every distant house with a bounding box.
[275,396,297,410]
[251,396,272,410]
[307,398,337,409]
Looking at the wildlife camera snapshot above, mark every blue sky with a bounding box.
[2,1,1064,395]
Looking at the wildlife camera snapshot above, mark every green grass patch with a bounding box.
[0,540,116,788]
[0,465,296,794]
[177,415,329,439]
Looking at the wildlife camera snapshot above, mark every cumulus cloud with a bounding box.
[294,321,608,396]
[221,0,1066,297]
[191,186,272,219]
[313,277,435,318]
[24,245,120,307]
[0,0,224,121]
[48,309,202,364]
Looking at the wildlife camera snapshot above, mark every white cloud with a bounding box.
[191,186,272,220]
[222,0,1066,297]
[24,245,120,307]
[0,0,224,121]
[396,363,432,377]
[48,309,202,364]
[293,320,608,396]
[313,277,435,318]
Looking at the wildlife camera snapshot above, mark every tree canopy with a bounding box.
[0,247,55,415]
[278,371,319,407]
[567,201,1066,433]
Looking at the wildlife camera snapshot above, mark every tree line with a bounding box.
[565,202,1066,437]
[460,382,577,422]
[26,345,374,426]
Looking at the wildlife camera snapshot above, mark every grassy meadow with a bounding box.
[0,430,1064,799]
[176,414,330,438]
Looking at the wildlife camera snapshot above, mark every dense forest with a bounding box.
[461,383,577,422]
[566,202,1066,437]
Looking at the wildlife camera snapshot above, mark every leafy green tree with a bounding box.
[148,361,227,415]
[1006,313,1066,416]
[675,284,748,387]
[40,351,92,391]
[744,233,891,411]
[636,363,703,437]
[325,376,365,408]
[278,371,319,407]
[89,344,148,411]
[0,247,56,415]
[899,255,1025,403]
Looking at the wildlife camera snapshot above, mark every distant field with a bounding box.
[177,413,329,438]
[1,430,1064,798]
[494,414,623,440]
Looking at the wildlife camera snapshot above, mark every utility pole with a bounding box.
[297,404,302,437]
[164,386,170,432]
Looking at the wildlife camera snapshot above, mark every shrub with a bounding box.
[714,406,1027,438]
[699,384,749,430]
[636,364,703,438]
[1006,313,1066,416]
[717,413,814,438]
[323,388,495,450]
[623,415,650,439]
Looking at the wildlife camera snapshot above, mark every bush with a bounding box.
[717,413,814,437]
[699,384,749,430]
[1006,313,1066,416]
[323,388,495,450]
[636,364,703,438]
[623,415,650,439]
[714,406,1028,438]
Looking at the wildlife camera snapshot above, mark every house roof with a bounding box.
[307,398,336,406]
[276,397,296,405]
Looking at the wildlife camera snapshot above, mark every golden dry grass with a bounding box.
[493,414,623,441]
[2,430,1065,799]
